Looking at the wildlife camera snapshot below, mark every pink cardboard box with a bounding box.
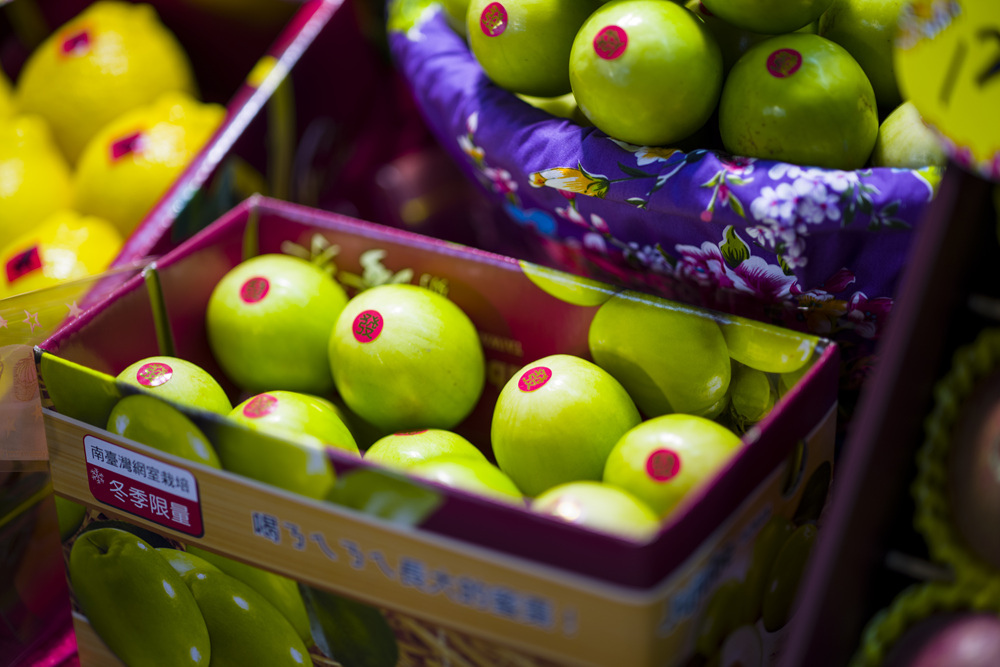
[38,196,839,666]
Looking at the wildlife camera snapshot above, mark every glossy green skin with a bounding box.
[721,318,815,374]
[185,546,314,647]
[178,565,311,666]
[116,355,232,416]
[69,528,210,666]
[329,284,485,434]
[530,480,661,542]
[106,394,222,468]
[761,521,818,632]
[589,292,731,419]
[217,391,357,500]
[55,496,87,541]
[603,413,743,518]
[701,0,832,34]
[871,100,947,169]
[570,0,723,146]
[156,548,223,577]
[364,429,486,469]
[206,253,348,395]
[441,0,470,35]
[818,0,905,111]
[686,0,817,72]
[492,353,641,497]
[228,391,359,456]
[410,455,525,504]
[466,0,603,97]
[729,362,775,424]
[326,468,444,526]
[719,33,878,170]
[743,514,795,621]
[40,354,120,428]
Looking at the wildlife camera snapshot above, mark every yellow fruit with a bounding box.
[14,1,198,164]
[0,68,15,118]
[73,91,225,237]
[0,209,123,298]
[0,115,74,247]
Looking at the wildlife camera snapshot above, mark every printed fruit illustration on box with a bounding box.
[61,517,399,666]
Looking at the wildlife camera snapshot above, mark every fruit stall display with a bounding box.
[385,0,952,425]
[33,195,838,665]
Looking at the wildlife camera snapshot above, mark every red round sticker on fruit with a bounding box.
[243,393,278,419]
[480,2,508,37]
[646,448,681,482]
[60,29,91,57]
[136,362,172,388]
[767,49,802,78]
[353,310,383,343]
[109,131,145,161]
[5,246,43,283]
[594,26,627,60]
[518,366,552,392]
[240,276,270,304]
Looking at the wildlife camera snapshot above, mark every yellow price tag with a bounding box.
[895,0,1000,181]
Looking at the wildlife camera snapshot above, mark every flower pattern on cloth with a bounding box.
[386,0,941,353]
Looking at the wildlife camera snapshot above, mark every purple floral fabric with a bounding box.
[386,0,939,359]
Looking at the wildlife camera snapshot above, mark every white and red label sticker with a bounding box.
[85,435,204,537]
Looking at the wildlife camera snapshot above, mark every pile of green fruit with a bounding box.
[92,248,817,545]
[444,0,946,171]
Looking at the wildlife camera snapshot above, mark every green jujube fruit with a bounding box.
[177,562,311,666]
[743,514,796,621]
[185,545,314,647]
[69,527,210,666]
[302,585,399,667]
[588,291,731,419]
[761,522,819,632]
[106,394,222,468]
[55,496,87,541]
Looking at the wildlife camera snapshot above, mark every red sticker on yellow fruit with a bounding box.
[109,131,145,161]
[60,29,91,57]
[594,26,627,60]
[136,362,172,388]
[242,393,278,419]
[767,49,802,78]
[518,366,552,392]
[646,448,681,482]
[353,310,383,343]
[240,276,270,303]
[5,246,42,283]
[480,2,508,37]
